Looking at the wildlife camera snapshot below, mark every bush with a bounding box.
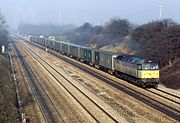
[131,19,180,68]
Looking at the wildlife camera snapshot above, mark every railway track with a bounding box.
[13,40,65,123]
[155,88,180,99]
[147,88,180,105]
[24,39,180,121]
[16,38,123,122]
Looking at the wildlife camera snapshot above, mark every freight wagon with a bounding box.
[29,36,159,88]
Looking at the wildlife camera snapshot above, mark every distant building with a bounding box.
[39,35,44,38]
[1,46,5,53]
[28,35,32,39]
[48,36,55,40]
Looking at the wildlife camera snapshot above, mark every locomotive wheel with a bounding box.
[154,84,158,89]
[141,83,146,88]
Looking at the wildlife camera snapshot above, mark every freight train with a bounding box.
[29,36,159,88]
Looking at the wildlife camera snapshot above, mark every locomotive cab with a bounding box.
[114,54,160,88]
[138,62,159,87]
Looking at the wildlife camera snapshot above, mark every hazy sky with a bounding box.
[0,0,180,29]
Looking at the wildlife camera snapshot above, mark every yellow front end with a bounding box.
[138,70,159,79]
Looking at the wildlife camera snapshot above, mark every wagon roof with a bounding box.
[93,49,119,56]
[58,40,93,49]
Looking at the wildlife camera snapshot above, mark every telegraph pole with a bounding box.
[158,5,163,20]
[100,17,103,25]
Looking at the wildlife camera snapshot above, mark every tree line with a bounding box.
[64,18,133,48]
[0,12,8,52]
[131,19,180,68]
[18,23,75,36]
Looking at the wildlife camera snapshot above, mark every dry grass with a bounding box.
[0,55,18,122]
[100,43,136,55]
[160,59,180,89]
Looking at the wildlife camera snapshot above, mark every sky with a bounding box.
[0,0,180,29]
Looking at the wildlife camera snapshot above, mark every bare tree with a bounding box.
[105,18,132,37]
[131,19,180,68]
[0,12,8,51]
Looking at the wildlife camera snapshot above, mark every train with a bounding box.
[29,36,159,88]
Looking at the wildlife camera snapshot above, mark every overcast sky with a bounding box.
[0,0,180,29]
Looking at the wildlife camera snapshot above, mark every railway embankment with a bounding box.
[161,59,180,89]
[0,54,18,122]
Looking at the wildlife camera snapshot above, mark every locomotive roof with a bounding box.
[117,54,158,64]
[117,54,146,64]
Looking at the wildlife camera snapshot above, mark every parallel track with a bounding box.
[155,88,180,99]
[13,40,64,123]
[18,38,120,122]
[26,40,180,121]
[147,88,180,105]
